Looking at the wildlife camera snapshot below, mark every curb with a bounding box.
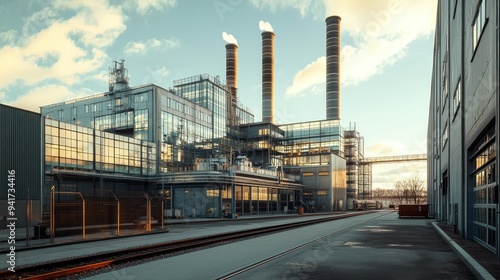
[431,222,495,280]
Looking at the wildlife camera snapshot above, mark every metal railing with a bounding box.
[360,154,427,164]
[50,187,86,242]
[48,188,165,244]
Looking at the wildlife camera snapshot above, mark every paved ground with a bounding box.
[0,213,340,270]
[231,213,478,280]
[1,211,499,279]
[434,223,500,280]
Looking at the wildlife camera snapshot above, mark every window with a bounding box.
[441,51,448,112]
[206,190,218,197]
[442,77,448,111]
[258,128,270,136]
[134,92,149,103]
[85,105,89,114]
[103,101,112,111]
[453,79,461,119]
[93,103,100,112]
[472,0,487,50]
[134,109,149,140]
[442,122,448,149]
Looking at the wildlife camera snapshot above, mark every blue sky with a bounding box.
[0,0,437,189]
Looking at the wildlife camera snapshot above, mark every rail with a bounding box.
[5,211,381,279]
[360,154,427,164]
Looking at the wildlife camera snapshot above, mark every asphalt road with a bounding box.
[232,212,475,280]
[86,212,475,280]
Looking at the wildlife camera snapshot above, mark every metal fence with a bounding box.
[47,187,165,243]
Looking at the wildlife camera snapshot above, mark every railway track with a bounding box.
[2,211,380,279]
[217,211,392,279]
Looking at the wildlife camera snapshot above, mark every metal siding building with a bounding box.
[0,104,41,227]
[428,0,499,258]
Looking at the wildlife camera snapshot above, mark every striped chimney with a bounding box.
[225,43,238,104]
[262,31,275,123]
[325,15,341,121]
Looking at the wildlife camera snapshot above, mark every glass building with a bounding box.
[277,119,344,166]
[39,67,313,221]
[35,59,354,226]
[275,119,347,211]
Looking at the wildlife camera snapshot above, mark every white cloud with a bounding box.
[250,0,325,19]
[21,6,57,37]
[124,42,146,55]
[8,84,84,113]
[283,0,437,96]
[124,37,180,55]
[328,0,437,85]
[365,141,407,157]
[89,70,110,84]
[340,37,407,86]
[0,0,126,89]
[154,66,170,78]
[286,57,325,97]
[135,0,177,15]
[0,30,18,46]
[365,140,427,189]
[325,0,436,38]
[139,65,171,84]
[372,162,427,189]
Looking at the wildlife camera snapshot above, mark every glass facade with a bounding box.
[39,72,346,220]
[41,78,257,173]
[160,110,212,171]
[133,108,149,140]
[174,74,254,157]
[277,119,344,166]
[471,128,497,250]
[45,118,156,176]
[95,111,134,131]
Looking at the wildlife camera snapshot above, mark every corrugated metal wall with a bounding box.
[0,104,41,200]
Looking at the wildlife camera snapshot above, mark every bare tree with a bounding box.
[393,173,426,204]
[371,174,427,205]
[394,180,406,204]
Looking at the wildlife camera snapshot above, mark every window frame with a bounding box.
[472,0,488,54]
[442,121,449,150]
[452,78,461,121]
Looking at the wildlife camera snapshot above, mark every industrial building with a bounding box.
[427,0,499,258]
[0,104,41,227]
[0,14,370,236]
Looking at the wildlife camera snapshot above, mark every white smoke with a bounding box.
[222,32,238,45]
[259,20,274,32]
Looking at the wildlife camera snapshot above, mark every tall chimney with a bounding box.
[325,16,341,121]
[225,43,238,104]
[262,31,274,123]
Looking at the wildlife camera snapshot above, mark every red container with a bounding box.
[398,204,429,218]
